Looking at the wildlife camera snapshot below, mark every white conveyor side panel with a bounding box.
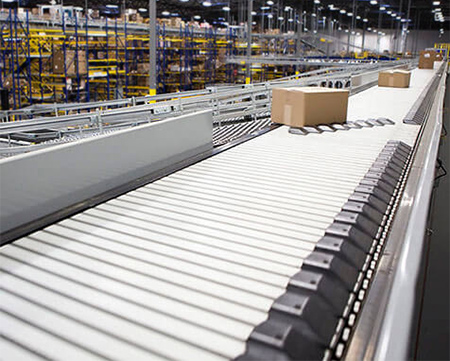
[0,110,213,235]
[0,66,439,361]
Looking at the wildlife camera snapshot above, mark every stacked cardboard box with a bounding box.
[435,52,443,61]
[378,70,411,88]
[53,50,87,75]
[419,50,435,69]
[137,63,150,73]
[271,87,349,127]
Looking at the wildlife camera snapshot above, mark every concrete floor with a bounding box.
[415,71,450,361]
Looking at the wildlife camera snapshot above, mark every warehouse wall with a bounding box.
[332,29,443,54]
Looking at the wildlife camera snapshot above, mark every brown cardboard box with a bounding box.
[435,52,443,61]
[137,62,150,73]
[419,50,435,69]
[271,87,349,127]
[378,70,411,88]
[53,50,87,75]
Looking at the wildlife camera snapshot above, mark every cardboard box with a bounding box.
[53,50,87,75]
[435,52,443,61]
[419,50,435,69]
[271,87,349,127]
[137,62,150,73]
[378,70,411,88]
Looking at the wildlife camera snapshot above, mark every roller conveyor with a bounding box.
[0,63,447,361]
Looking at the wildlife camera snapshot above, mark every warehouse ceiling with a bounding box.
[14,0,450,30]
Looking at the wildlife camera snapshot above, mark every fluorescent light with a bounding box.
[363,18,368,22]
[356,15,361,19]
[179,0,189,2]
[391,13,396,17]
[278,16,284,20]
[312,13,317,17]
[267,14,273,18]
[387,10,392,14]
[396,16,401,19]
[370,0,378,4]
[368,27,372,30]
[222,6,230,11]
[267,0,274,5]
[288,18,294,22]
[314,0,320,4]
[347,12,353,16]
[138,8,147,12]
[340,9,346,14]
[433,1,440,5]
[106,4,119,8]
[162,10,170,16]
[380,6,386,10]
[260,6,270,10]
[251,11,256,15]
[345,29,349,32]
[202,1,212,7]
[194,15,201,20]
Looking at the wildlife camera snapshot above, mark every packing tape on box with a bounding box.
[284,104,292,125]
[388,76,395,87]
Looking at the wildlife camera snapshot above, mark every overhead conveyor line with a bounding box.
[0,63,446,361]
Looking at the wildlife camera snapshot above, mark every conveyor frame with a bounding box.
[344,62,448,361]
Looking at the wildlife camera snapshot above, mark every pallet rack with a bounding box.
[0,9,345,111]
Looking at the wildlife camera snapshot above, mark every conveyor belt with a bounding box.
[0,66,440,361]
[213,118,273,147]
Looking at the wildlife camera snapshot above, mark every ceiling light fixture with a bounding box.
[202,1,212,7]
